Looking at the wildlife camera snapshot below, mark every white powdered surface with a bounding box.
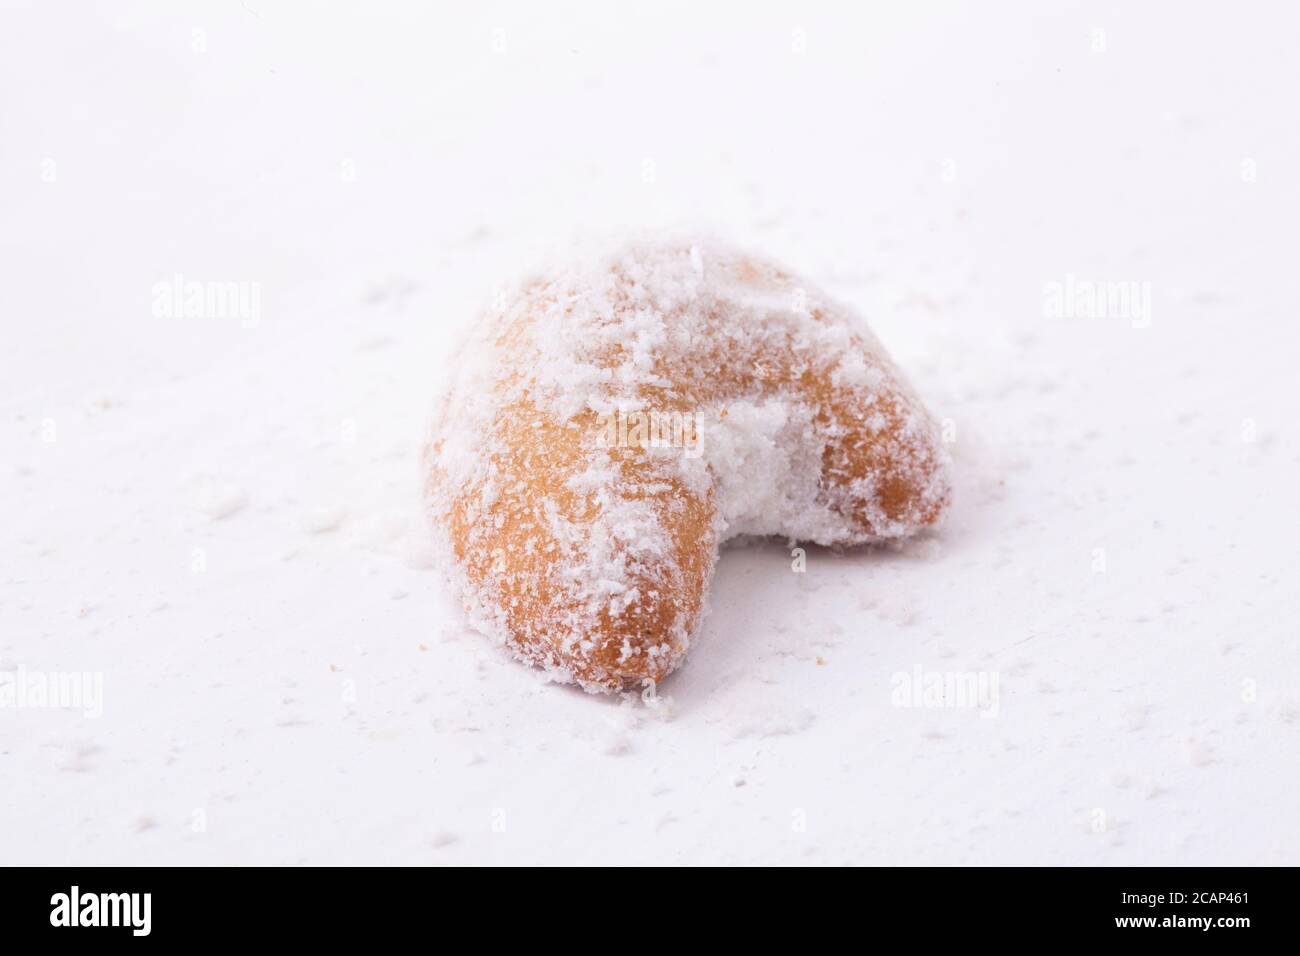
[2,4,1297,865]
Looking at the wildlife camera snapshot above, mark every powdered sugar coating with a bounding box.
[425,238,951,692]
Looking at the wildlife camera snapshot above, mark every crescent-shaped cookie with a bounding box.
[425,239,951,692]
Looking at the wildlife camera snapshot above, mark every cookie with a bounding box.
[425,239,951,691]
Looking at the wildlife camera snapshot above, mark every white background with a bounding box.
[2,1,1297,865]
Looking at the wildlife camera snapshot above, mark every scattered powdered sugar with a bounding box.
[196,480,249,521]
